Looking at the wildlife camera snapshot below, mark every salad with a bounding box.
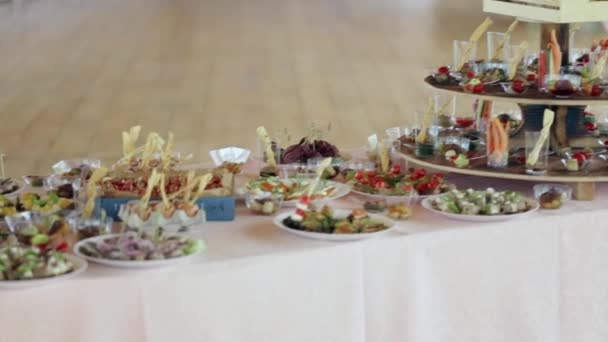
[430,188,531,216]
[346,166,451,196]
[245,177,337,201]
[283,206,388,234]
[0,236,74,281]
[77,231,205,261]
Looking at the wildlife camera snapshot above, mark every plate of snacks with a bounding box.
[347,166,452,201]
[0,236,87,289]
[274,205,396,241]
[422,188,539,222]
[74,231,205,268]
[0,192,78,218]
[245,177,351,206]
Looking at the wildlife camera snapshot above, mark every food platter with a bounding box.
[244,177,351,207]
[425,76,608,106]
[273,209,398,241]
[74,234,205,269]
[0,254,87,289]
[283,181,351,206]
[399,149,605,200]
[421,196,540,222]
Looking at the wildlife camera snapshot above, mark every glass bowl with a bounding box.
[5,211,71,247]
[245,192,283,215]
[544,74,582,98]
[533,184,572,210]
[68,215,113,241]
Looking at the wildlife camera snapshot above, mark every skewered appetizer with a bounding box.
[77,231,205,261]
[431,188,531,216]
[97,126,232,198]
[0,236,74,281]
[117,170,209,230]
[245,177,337,201]
[283,205,389,234]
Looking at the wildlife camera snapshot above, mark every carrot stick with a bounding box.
[487,121,494,153]
[495,117,509,155]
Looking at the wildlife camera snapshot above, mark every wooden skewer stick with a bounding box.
[436,96,454,116]
[416,97,435,143]
[256,126,277,168]
[307,157,332,197]
[0,153,5,179]
[458,17,493,70]
[189,173,213,205]
[378,139,390,173]
[490,19,519,61]
[508,41,529,80]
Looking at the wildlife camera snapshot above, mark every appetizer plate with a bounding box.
[0,254,88,290]
[421,196,540,222]
[273,209,397,241]
[283,181,351,207]
[73,234,205,269]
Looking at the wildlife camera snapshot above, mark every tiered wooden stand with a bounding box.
[401,78,608,200]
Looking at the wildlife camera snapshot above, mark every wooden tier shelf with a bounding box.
[424,76,608,106]
[399,148,608,200]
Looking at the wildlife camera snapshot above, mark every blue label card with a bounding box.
[97,197,235,222]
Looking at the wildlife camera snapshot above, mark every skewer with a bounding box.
[508,41,529,80]
[0,153,5,179]
[458,17,493,70]
[491,19,519,62]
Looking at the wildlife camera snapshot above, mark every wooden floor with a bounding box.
[0,0,601,175]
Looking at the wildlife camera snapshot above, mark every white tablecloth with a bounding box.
[1,174,607,342]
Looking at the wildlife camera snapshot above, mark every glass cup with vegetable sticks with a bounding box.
[486,117,509,168]
[453,40,477,73]
[525,131,550,175]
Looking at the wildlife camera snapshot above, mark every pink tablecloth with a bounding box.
[0,172,607,342]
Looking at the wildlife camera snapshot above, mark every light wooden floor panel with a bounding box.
[0,0,603,175]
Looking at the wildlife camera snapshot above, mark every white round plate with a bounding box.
[283,181,351,207]
[421,196,540,222]
[0,254,87,289]
[273,209,397,241]
[73,234,205,269]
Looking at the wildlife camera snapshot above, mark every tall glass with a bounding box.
[453,40,477,71]
[525,131,549,175]
[434,94,456,128]
[487,32,511,62]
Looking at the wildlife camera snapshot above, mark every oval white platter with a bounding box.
[273,209,397,241]
[420,196,540,222]
[74,234,205,269]
[283,181,351,207]
[0,254,88,289]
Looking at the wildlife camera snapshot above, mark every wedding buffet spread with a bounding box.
[4,18,608,288]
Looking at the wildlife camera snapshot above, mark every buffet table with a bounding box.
[1,174,607,342]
